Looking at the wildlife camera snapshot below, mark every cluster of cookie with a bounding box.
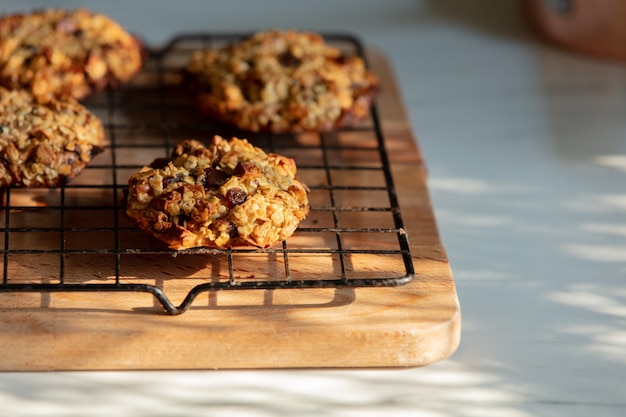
[0,8,379,249]
[0,8,142,188]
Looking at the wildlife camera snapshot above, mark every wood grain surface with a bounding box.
[0,48,460,370]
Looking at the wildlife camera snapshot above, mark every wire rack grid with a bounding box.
[0,33,414,315]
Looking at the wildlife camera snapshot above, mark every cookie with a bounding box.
[125,136,310,249]
[0,8,142,101]
[185,29,379,133]
[0,87,105,187]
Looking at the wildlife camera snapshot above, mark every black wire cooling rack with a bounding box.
[0,33,414,315]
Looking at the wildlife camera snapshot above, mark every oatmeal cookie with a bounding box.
[125,136,310,249]
[186,29,378,133]
[0,87,105,187]
[0,8,142,101]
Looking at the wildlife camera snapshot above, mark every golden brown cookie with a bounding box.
[0,8,142,101]
[0,87,105,187]
[125,136,310,249]
[186,29,379,133]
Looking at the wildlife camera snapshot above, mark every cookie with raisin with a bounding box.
[0,8,142,101]
[0,87,105,187]
[125,136,309,249]
[185,29,378,133]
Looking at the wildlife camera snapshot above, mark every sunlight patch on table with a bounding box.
[598,194,626,210]
[554,324,626,364]
[593,155,626,172]
[428,177,494,194]
[0,360,538,417]
[435,209,512,228]
[561,243,626,263]
[428,176,532,196]
[579,223,626,238]
[546,285,626,318]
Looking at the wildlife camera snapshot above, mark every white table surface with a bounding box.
[2,1,626,416]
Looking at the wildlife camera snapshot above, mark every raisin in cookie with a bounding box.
[186,29,378,133]
[0,87,105,187]
[0,8,142,101]
[125,136,309,249]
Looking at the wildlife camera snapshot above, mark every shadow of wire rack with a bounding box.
[0,32,414,315]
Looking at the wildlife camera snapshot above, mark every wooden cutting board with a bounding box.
[0,47,460,370]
